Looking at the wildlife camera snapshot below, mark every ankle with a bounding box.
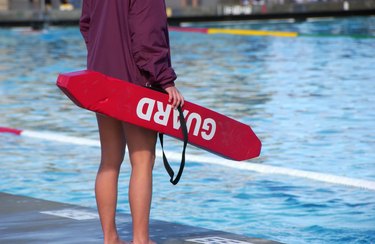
[132,238,150,244]
[103,233,120,244]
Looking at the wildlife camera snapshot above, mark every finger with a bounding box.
[176,91,183,107]
[174,96,180,109]
[176,92,183,108]
[173,92,179,109]
[180,95,184,107]
[168,90,175,108]
[176,93,183,108]
[168,91,173,103]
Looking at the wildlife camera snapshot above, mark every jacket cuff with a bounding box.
[156,67,177,90]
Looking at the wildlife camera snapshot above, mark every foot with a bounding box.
[104,237,127,244]
[128,240,156,244]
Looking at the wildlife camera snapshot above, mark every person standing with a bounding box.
[79,0,184,244]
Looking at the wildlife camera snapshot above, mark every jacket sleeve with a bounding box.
[129,0,177,89]
[79,0,90,45]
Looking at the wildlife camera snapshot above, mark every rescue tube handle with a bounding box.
[159,105,188,185]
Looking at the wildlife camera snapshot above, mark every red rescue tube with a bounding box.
[56,70,261,161]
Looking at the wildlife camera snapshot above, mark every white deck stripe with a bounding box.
[16,130,375,191]
[40,209,99,220]
[186,237,254,244]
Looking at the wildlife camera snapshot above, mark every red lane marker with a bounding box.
[0,127,22,135]
[169,26,209,34]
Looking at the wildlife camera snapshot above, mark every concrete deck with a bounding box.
[0,192,282,244]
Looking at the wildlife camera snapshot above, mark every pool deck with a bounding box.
[0,192,281,244]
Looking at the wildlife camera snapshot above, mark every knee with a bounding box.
[99,154,124,172]
[129,152,156,169]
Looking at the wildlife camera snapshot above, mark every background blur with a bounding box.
[0,0,374,27]
[1,1,374,243]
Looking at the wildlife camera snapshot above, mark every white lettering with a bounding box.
[201,118,216,140]
[137,98,217,141]
[154,101,172,126]
[186,112,202,136]
[136,98,155,121]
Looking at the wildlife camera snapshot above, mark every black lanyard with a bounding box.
[159,105,188,185]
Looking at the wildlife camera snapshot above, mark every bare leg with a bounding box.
[96,114,127,244]
[192,0,199,7]
[123,123,157,244]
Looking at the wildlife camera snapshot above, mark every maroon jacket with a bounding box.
[79,0,176,89]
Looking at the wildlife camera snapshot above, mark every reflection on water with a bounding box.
[0,17,375,244]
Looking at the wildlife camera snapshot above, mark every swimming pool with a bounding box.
[0,17,374,243]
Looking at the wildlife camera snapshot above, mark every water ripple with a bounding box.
[1,17,375,244]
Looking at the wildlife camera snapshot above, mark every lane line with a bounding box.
[1,127,375,191]
[22,130,100,147]
[169,26,297,37]
[207,28,298,37]
[169,26,375,39]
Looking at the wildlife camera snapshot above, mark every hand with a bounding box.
[165,86,184,109]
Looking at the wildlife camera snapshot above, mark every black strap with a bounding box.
[159,105,188,185]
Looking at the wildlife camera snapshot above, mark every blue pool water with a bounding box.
[0,17,375,243]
